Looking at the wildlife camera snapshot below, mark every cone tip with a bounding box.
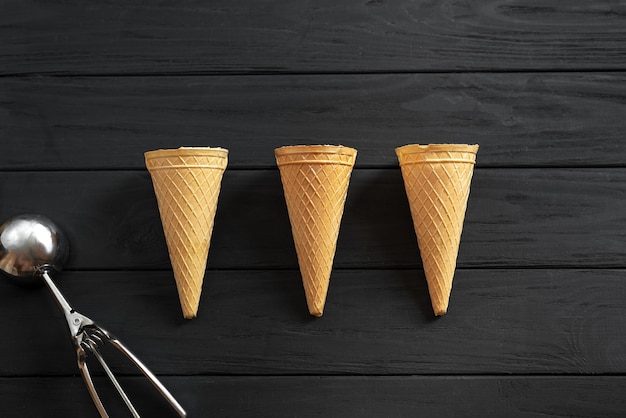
[434,308,447,317]
[181,302,200,319]
[309,309,324,317]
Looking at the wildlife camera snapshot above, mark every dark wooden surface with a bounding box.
[2,74,626,169]
[2,0,626,75]
[1,1,625,417]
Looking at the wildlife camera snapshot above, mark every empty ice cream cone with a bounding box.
[396,144,478,316]
[275,145,357,317]
[145,147,228,319]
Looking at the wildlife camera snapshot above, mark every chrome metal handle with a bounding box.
[83,335,141,418]
[105,332,187,417]
[77,347,110,418]
[85,326,187,418]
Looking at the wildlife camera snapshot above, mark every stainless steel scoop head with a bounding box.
[0,214,68,283]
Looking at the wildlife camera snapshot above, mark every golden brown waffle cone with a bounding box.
[145,147,228,319]
[396,144,478,316]
[275,145,357,317]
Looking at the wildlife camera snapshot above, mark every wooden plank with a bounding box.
[1,375,625,418]
[0,269,624,376]
[1,168,625,270]
[0,376,626,418]
[2,73,626,169]
[2,1,626,75]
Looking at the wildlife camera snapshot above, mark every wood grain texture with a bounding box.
[2,1,625,415]
[1,376,625,418]
[0,269,624,376]
[2,73,626,169]
[2,0,626,75]
[1,168,625,270]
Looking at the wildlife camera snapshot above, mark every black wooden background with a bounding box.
[1,1,626,417]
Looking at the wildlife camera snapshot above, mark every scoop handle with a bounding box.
[41,269,186,417]
[95,326,187,417]
[77,350,110,418]
[109,337,187,417]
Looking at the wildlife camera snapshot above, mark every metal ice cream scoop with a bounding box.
[0,214,186,418]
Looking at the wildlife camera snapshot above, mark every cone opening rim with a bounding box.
[145,147,229,159]
[395,144,478,155]
[396,144,478,166]
[398,158,476,165]
[275,145,357,157]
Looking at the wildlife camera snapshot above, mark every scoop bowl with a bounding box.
[0,214,69,285]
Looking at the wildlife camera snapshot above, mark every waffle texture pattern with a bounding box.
[146,147,228,319]
[276,145,357,317]
[396,144,478,316]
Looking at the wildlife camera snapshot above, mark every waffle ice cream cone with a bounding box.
[275,145,357,317]
[396,144,478,316]
[145,147,228,319]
